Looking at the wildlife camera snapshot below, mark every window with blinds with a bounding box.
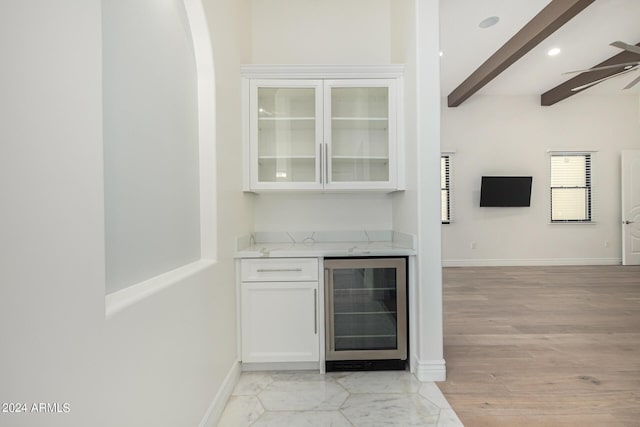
[441,154,451,224]
[550,153,592,222]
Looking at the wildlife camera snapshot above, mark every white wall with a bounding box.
[0,1,105,426]
[104,1,253,426]
[0,0,253,426]
[253,193,392,231]
[209,0,255,256]
[251,0,390,64]
[389,0,445,381]
[103,0,201,293]
[391,0,418,236]
[249,0,395,232]
[442,94,640,266]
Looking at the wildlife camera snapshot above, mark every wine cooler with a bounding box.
[324,257,407,371]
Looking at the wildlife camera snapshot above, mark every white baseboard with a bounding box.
[443,258,621,267]
[412,357,446,382]
[199,360,241,427]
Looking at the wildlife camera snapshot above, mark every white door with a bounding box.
[621,150,640,265]
[241,281,319,363]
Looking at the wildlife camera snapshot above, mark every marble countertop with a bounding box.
[236,230,416,258]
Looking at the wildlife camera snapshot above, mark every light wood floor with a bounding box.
[437,265,640,427]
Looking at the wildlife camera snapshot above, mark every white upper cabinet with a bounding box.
[242,66,404,192]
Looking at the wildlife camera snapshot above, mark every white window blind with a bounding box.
[550,152,592,222]
[441,154,452,223]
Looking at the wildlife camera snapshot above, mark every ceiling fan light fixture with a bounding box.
[479,16,500,29]
[547,47,561,57]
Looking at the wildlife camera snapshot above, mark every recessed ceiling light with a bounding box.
[439,51,444,57]
[479,16,500,29]
[547,47,561,56]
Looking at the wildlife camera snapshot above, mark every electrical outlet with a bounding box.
[471,242,477,249]
[604,241,610,248]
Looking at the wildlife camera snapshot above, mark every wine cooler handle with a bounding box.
[324,268,330,349]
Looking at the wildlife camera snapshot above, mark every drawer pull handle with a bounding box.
[256,268,303,273]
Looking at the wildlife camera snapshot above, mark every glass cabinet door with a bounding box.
[250,80,323,190]
[324,80,397,190]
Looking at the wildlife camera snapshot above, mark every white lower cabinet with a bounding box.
[241,281,319,363]
[240,258,319,364]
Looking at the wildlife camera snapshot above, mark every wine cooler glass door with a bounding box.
[325,258,406,361]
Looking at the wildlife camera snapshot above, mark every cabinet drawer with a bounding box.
[241,258,318,282]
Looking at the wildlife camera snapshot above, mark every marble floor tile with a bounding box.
[419,382,452,409]
[340,393,441,426]
[258,379,349,411]
[436,408,464,427]
[231,372,274,396]
[217,371,464,427]
[334,370,421,394]
[252,410,352,427]
[217,395,264,427]
[269,371,337,383]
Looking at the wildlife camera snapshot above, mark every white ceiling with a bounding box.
[439,0,640,98]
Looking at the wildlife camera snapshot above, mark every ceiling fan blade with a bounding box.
[610,41,640,55]
[571,66,639,92]
[562,61,640,75]
[623,74,640,90]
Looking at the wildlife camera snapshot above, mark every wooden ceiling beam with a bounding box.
[541,43,640,106]
[447,0,595,107]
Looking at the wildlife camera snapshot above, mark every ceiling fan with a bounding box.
[564,41,640,92]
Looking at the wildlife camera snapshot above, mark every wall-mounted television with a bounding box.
[480,176,533,207]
